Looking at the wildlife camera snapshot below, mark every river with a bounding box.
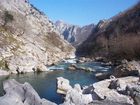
[0,61,112,104]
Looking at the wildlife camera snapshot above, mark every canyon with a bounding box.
[0,0,140,105]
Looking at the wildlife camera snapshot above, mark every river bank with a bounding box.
[0,58,139,105]
[0,60,111,104]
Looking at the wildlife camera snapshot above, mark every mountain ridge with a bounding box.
[55,20,95,47]
[77,2,140,60]
[0,0,75,74]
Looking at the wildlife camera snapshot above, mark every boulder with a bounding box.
[78,57,86,63]
[126,83,140,105]
[113,61,140,77]
[74,84,82,93]
[92,77,138,104]
[95,72,111,80]
[0,79,56,105]
[0,69,9,76]
[93,87,133,104]
[59,77,138,105]
[62,88,93,105]
[57,77,93,105]
[68,64,95,72]
[77,57,94,63]
[68,64,77,70]
[108,76,139,92]
[88,100,132,105]
[56,77,72,95]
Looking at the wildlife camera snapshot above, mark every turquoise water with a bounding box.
[0,62,111,104]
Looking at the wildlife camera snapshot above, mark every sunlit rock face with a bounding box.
[0,79,57,105]
[55,20,95,47]
[0,0,75,74]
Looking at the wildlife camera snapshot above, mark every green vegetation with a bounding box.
[0,27,24,56]
[0,59,9,71]
[3,11,14,26]
[77,2,140,60]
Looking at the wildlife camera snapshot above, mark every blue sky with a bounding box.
[29,0,139,26]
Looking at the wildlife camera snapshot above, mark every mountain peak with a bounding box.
[55,20,95,47]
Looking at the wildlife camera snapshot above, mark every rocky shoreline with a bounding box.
[0,79,56,105]
[0,57,140,105]
[0,75,139,105]
[57,76,140,105]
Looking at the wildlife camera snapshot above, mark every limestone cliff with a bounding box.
[0,0,75,74]
[55,20,95,47]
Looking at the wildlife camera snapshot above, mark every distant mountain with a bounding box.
[0,0,75,74]
[77,2,140,60]
[55,20,95,47]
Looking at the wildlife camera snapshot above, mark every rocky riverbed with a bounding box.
[57,76,140,105]
[0,58,140,105]
[0,76,139,105]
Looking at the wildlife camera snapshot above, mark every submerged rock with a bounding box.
[95,72,111,80]
[68,64,95,72]
[68,64,77,70]
[0,79,56,105]
[77,57,94,63]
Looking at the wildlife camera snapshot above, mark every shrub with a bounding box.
[3,11,14,26]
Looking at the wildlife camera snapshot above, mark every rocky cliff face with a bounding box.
[0,0,75,74]
[55,20,95,47]
[77,2,140,60]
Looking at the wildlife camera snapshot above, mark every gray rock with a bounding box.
[113,61,140,77]
[74,84,82,93]
[68,64,95,72]
[57,77,72,95]
[92,77,138,104]
[57,77,93,105]
[88,100,132,105]
[0,69,9,76]
[59,77,138,105]
[68,64,77,70]
[95,72,111,80]
[126,83,140,105]
[0,79,56,105]
[62,87,93,105]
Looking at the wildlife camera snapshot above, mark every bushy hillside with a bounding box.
[77,2,140,60]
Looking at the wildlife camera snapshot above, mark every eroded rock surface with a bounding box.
[0,0,75,74]
[0,79,56,105]
[113,61,140,77]
[57,77,139,105]
[57,77,72,95]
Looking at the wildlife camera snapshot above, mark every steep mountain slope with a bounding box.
[77,2,140,60]
[55,20,95,47]
[0,0,75,74]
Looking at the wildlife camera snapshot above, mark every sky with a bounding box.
[29,0,139,26]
